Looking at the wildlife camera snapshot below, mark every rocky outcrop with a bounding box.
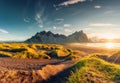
[25,30,89,43]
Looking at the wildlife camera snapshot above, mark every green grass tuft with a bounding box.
[66,57,120,83]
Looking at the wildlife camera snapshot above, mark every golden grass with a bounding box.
[0,43,82,60]
[66,57,120,83]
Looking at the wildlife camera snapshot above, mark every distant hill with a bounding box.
[25,30,89,43]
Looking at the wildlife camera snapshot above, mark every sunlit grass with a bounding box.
[66,57,120,83]
[0,43,81,60]
[108,50,120,64]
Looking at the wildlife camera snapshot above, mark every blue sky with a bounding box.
[0,0,120,41]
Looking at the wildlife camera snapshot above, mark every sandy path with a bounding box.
[0,58,64,70]
[0,58,76,83]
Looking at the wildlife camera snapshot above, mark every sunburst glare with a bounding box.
[105,43,115,48]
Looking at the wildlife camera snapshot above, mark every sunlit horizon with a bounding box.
[105,43,115,48]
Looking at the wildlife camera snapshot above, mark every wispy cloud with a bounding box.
[59,0,87,6]
[53,4,62,11]
[24,18,30,23]
[64,24,71,27]
[89,23,115,27]
[53,26,62,30]
[94,5,101,9]
[83,27,92,31]
[55,19,64,24]
[0,28,9,34]
[53,26,59,30]
[38,25,43,28]
[104,10,115,14]
[35,2,45,28]
[35,13,43,24]
[64,29,72,32]
[53,26,57,30]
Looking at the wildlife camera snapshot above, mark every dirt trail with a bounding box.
[0,58,64,70]
[0,58,76,83]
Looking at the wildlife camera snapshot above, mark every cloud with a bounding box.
[0,29,9,34]
[53,4,62,11]
[35,13,43,24]
[24,18,30,23]
[104,10,114,14]
[83,27,92,31]
[64,29,72,32]
[94,5,101,9]
[38,25,43,28]
[89,23,115,27]
[64,24,71,27]
[53,26,58,30]
[53,26,62,30]
[55,19,64,24]
[35,2,45,28]
[59,0,86,6]
[55,19,64,21]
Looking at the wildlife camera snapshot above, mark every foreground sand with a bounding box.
[0,58,76,83]
[0,58,63,70]
[0,44,119,83]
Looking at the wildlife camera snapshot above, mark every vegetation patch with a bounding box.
[66,57,120,83]
[0,51,12,57]
[109,50,120,64]
[0,43,81,60]
[88,53,109,60]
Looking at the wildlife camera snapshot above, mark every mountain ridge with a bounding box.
[25,30,89,43]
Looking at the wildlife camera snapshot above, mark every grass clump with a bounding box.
[88,53,109,60]
[13,51,50,59]
[0,51,12,57]
[64,53,77,60]
[49,49,70,58]
[65,50,86,60]
[66,57,120,83]
[0,43,82,60]
[109,50,120,63]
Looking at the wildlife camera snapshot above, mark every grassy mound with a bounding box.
[0,51,12,57]
[0,43,82,60]
[88,53,109,60]
[109,50,120,64]
[64,50,86,60]
[66,57,120,83]
[49,49,70,58]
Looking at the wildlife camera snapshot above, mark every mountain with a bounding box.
[25,30,89,43]
[25,31,67,43]
[64,30,89,43]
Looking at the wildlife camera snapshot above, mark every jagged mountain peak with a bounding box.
[25,30,89,43]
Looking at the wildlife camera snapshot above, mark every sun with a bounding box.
[105,43,115,48]
[105,43,114,48]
